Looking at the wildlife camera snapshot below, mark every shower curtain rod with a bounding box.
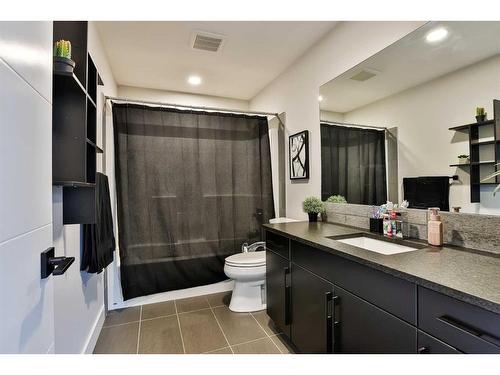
[320,119,387,131]
[105,96,282,119]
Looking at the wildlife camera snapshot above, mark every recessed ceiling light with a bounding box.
[188,75,202,85]
[426,27,448,43]
[318,95,324,102]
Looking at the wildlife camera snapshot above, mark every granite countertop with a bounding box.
[263,221,500,315]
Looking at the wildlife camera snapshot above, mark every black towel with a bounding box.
[403,176,450,212]
[82,173,116,273]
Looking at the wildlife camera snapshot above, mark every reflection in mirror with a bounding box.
[320,21,500,215]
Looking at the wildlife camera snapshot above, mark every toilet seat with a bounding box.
[225,251,265,267]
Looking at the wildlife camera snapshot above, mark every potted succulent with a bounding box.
[326,195,347,203]
[458,154,470,165]
[53,40,76,74]
[476,107,487,123]
[302,196,325,222]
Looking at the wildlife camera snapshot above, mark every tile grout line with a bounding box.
[136,306,143,354]
[203,333,282,354]
[203,346,231,354]
[174,300,186,354]
[177,306,213,315]
[230,335,277,352]
[102,320,141,329]
[208,299,234,354]
[141,311,181,322]
[249,312,283,354]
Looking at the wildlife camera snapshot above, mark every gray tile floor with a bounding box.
[94,291,294,354]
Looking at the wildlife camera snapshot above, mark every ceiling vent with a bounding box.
[349,69,379,82]
[191,31,225,52]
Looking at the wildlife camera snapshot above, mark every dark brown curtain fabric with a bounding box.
[112,103,274,300]
[321,124,387,205]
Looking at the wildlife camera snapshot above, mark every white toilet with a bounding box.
[224,217,298,313]
[224,251,267,312]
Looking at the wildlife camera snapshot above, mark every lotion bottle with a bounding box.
[428,208,443,246]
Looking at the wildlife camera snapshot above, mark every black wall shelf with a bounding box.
[448,119,495,131]
[449,99,500,203]
[53,21,102,224]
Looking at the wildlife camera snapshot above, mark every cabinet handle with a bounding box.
[284,267,291,325]
[333,295,340,353]
[437,315,500,347]
[325,292,333,353]
[418,346,429,354]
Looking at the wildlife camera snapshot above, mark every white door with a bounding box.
[0,21,54,353]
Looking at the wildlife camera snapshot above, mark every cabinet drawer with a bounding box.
[335,286,417,354]
[417,330,461,354]
[265,230,290,259]
[418,287,500,353]
[291,240,416,324]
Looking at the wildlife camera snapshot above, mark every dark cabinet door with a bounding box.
[291,264,335,353]
[335,286,417,353]
[266,250,291,337]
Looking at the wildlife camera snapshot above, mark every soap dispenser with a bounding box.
[428,208,443,246]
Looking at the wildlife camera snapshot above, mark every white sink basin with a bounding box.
[334,235,421,255]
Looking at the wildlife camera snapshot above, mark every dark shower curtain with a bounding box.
[112,103,274,300]
[321,123,387,205]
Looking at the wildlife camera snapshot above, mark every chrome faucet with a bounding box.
[241,241,266,253]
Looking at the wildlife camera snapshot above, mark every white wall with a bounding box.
[250,21,426,219]
[118,85,249,111]
[344,54,500,215]
[0,21,54,353]
[52,21,118,354]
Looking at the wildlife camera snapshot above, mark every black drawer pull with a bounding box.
[284,267,291,325]
[325,292,333,353]
[437,315,500,347]
[333,295,340,353]
[418,346,429,354]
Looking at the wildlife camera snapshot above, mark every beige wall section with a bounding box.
[249,21,425,220]
[117,85,249,111]
[344,54,500,215]
[52,21,118,354]
[320,110,344,123]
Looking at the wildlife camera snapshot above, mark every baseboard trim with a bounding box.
[82,305,105,354]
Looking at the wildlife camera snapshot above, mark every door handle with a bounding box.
[284,267,291,325]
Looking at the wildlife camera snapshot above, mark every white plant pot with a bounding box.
[458,158,469,165]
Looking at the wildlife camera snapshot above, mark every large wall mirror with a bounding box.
[319,21,500,215]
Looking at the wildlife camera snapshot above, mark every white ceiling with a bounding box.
[96,21,336,100]
[320,21,500,113]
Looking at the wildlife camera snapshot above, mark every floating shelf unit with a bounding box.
[449,99,500,203]
[53,21,102,224]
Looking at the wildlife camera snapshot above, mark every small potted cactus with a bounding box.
[458,154,469,165]
[475,107,487,123]
[53,40,76,73]
[302,196,325,222]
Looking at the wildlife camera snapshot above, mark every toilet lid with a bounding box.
[225,251,266,267]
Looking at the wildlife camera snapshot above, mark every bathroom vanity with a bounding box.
[264,221,500,354]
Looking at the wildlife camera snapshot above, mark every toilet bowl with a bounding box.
[224,251,266,312]
[224,218,297,312]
